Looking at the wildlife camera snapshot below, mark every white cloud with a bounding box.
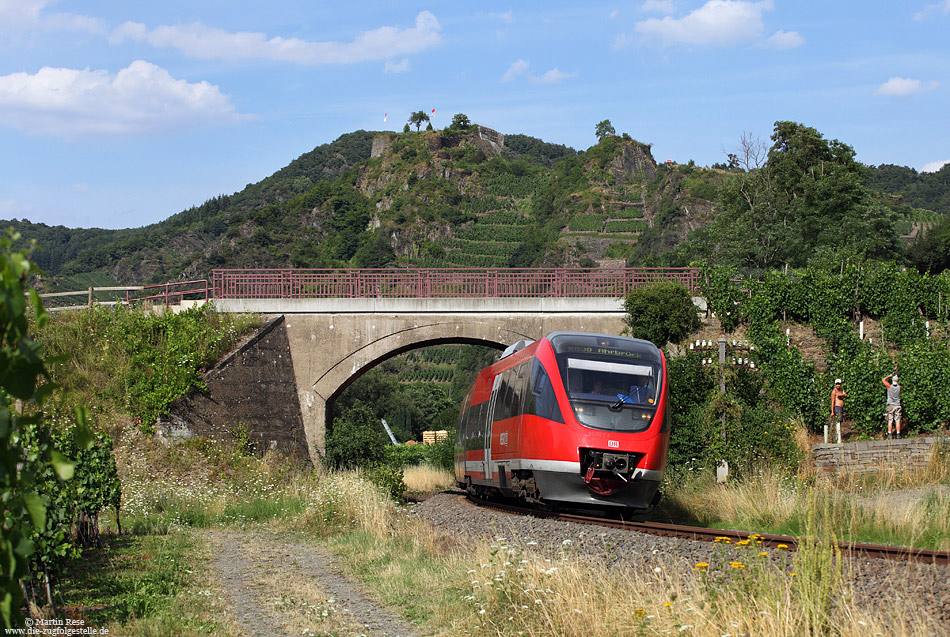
[0,0,45,25]
[384,58,411,74]
[611,32,633,49]
[537,68,577,83]
[0,0,103,34]
[111,11,441,65]
[502,59,531,82]
[766,29,804,49]
[634,0,775,46]
[0,198,27,217]
[0,61,248,140]
[490,11,514,23]
[501,59,576,84]
[922,159,950,173]
[874,77,939,97]
[913,0,950,20]
[639,0,675,14]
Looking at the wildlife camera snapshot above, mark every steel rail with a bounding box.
[462,495,950,566]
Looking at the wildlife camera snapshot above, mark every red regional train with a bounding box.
[455,332,670,509]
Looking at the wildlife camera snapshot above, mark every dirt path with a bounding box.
[205,530,421,637]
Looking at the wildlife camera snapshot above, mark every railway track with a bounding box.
[463,495,950,566]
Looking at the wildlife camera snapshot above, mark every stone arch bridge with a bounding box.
[159,268,699,464]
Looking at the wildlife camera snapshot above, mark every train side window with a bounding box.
[528,360,564,424]
[492,372,514,422]
[514,362,530,413]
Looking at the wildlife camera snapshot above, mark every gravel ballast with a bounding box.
[411,492,950,627]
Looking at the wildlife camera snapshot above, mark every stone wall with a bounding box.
[155,315,309,461]
[812,437,942,474]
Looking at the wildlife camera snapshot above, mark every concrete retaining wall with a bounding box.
[812,437,942,474]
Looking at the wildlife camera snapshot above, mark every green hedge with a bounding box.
[567,215,606,231]
[605,219,646,233]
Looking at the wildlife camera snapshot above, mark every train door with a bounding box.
[484,374,503,481]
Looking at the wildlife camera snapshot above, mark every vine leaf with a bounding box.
[22,492,46,529]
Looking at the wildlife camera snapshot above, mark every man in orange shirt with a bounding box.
[829,379,847,444]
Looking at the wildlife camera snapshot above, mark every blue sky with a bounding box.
[1,1,947,230]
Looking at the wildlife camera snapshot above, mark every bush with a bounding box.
[423,428,456,471]
[324,403,389,469]
[366,464,406,501]
[623,282,701,346]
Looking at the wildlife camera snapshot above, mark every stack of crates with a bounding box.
[422,430,449,445]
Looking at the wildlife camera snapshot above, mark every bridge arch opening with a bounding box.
[326,337,504,407]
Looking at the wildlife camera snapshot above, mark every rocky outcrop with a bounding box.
[371,133,395,158]
[608,141,657,185]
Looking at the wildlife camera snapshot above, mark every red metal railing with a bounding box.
[211,268,701,299]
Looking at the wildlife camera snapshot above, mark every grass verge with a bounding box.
[57,527,235,636]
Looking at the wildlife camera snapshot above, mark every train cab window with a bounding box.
[560,358,661,432]
[527,360,564,424]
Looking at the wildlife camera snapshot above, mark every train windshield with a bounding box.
[560,357,661,432]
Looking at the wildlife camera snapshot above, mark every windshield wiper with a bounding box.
[610,394,631,411]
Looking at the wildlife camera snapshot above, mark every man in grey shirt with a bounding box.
[882,371,902,439]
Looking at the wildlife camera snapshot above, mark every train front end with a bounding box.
[530,332,670,509]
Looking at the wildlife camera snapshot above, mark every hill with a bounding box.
[5,119,949,287]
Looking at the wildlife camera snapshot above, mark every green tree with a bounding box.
[909,213,950,273]
[707,122,901,271]
[623,282,701,346]
[450,113,472,130]
[408,111,430,131]
[595,119,616,140]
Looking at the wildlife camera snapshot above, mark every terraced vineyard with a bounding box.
[563,202,648,240]
[412,209,531,268]
[390,345,462,384]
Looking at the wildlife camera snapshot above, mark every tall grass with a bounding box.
[403,464,455,493]
[662,443,950,550]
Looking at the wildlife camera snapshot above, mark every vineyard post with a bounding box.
[717,337,729,482]
[718,338,728,441]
